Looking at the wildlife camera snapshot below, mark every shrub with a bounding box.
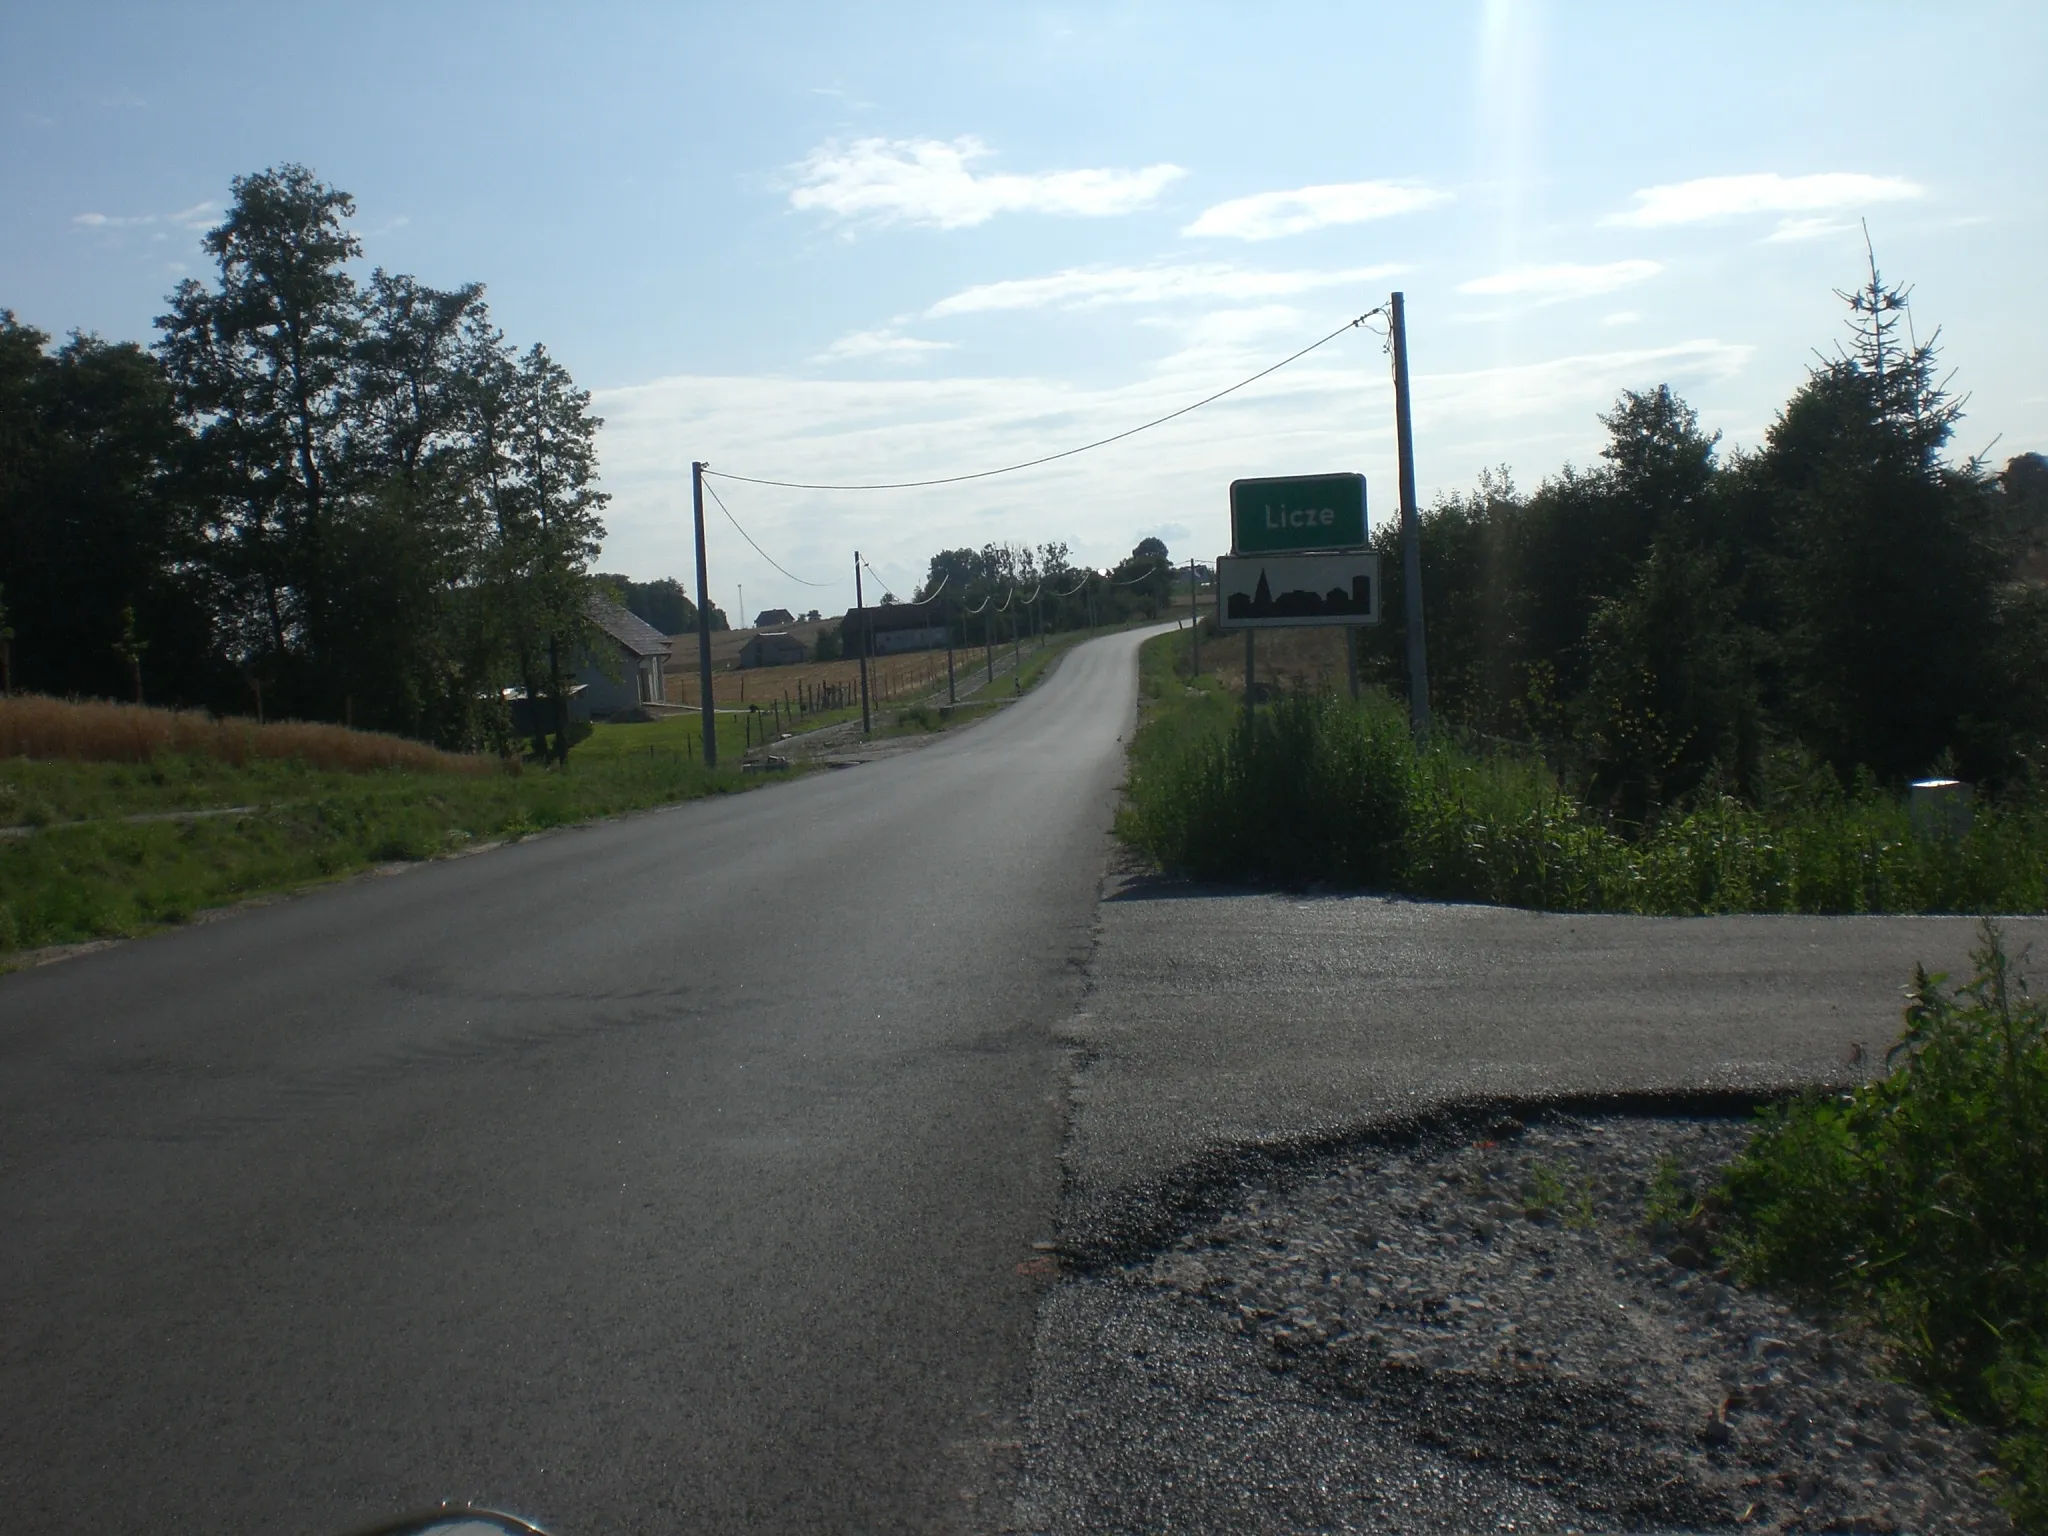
[1118,657,2048,914]
[1719,924,2048,1520]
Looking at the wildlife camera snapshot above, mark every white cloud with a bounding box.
[1600,311,1641,327]
[788,136,1184,229]
[1456,260,1662,304]
[926,262,1402,317]
[1762,216,1855,244]
[815,329,957,363]
[1604,172,1923,228]
[71,199,217,232]
[1183,181,1450,240]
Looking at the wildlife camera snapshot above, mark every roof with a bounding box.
[587,596,670,657]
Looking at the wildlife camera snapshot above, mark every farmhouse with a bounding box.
[753,608,795,628]
[577,597,670,715]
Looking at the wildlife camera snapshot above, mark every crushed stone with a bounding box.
[1014,1113,2008,1534]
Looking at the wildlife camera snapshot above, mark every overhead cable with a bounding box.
[702,310,1382,493]
[701,478,835,588]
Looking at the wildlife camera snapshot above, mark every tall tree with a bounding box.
[0,313,208,702]
[489,343,607,762]
[155,164,362,715]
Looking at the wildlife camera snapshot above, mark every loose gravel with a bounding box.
[1014,1112,2009,1534]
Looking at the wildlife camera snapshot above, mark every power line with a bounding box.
[702,310,1383,493]
[700,477,835,588]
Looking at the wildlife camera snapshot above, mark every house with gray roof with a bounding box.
[578,597,670,716]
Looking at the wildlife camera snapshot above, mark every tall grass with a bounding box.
[1717,925,2048,1525]
[1119,684,2048,914]
[0,694,492,775]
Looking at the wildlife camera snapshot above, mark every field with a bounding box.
[0,698,786,963]
[667,629,1061,717]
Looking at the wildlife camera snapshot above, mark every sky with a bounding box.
[5,1,2043,618]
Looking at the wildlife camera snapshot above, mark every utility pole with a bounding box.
[854,553,871,734]
[737,583,745,633]
[946,609,957,704]
[1390,291,1431,735]
[1188,559,1201,679]
[984,606,994,684]
[691,461,717,767]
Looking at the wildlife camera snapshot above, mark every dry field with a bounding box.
[0,694,491,774]
[665,647,981,711]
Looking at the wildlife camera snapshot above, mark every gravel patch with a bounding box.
[1015,1112,2008,1533]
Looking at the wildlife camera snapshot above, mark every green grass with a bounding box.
[1714,925,2048,1526]
[1117,634,2048,915]
[0,715,794,961]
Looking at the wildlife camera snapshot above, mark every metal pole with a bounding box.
[1390,291,1431,735]
[1243,629,1256,719]
[691,461,717,768]
[1345,626,1360,700]
[854,554,871,734]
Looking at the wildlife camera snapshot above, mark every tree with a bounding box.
[0,313,210,703]
[488,343,607,763]
[155,164,362,716]
[592,574,720,635]
[1751,260,2002,781]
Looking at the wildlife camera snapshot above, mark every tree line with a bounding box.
[1358,266,2048,820]
[2,163,610,758]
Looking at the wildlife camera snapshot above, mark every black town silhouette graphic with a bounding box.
[1225,566,1375,621]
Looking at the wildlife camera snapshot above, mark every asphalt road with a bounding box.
[1056,884,2048,1251]
[0,627,1161,1536]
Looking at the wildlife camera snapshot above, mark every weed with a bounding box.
[1718,923,2048,1521]
[1117,636,2048,915]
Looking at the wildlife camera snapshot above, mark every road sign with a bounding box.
[1230,473,1367,555]
[1215,552,1380,629]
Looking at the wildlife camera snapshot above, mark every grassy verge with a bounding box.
[0,713,791,963]
[1117,633,2048,915]
[1684,926,2047,1525]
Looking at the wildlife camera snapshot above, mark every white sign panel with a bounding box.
[1215,552,1380,628]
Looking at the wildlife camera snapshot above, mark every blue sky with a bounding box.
[5,1,2043,616]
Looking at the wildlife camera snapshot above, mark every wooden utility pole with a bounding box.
[854,554,872,734]
[691,461,717,767]
[1188,559,1201,679]
[946,610,957,704]
[1390,292,1431,735]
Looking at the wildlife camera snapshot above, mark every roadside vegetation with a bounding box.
[1119,638,2048,914]
[0,699,783,963]
[1658,926,2048,1525]
[1120,259,2048,915]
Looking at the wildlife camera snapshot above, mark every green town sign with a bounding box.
[1229,472,1367,555]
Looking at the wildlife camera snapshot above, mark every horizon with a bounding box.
[6,1,2041,613]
